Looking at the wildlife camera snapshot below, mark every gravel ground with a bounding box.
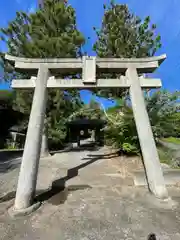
[0,144,180,240]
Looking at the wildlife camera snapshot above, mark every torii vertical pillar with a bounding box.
[13,65,49,212]
[126,67,168,199]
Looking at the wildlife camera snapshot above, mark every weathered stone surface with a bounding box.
[0,146,180,239]
[133,169,180,186]
[5,53,166,73]
[127,67,168,199]
[82,56,96,83]
[14,65,49,210]
[8,202,41,217]
[11,77,162,89]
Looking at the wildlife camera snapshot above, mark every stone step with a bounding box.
[133,169,180,186]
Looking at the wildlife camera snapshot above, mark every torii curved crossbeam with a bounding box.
[5,54,166,73]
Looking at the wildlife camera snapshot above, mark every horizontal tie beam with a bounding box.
[11,77,162,89]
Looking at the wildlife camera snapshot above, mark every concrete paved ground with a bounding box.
[0,144,180,240]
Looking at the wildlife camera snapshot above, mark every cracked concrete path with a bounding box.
[0,144,180,240]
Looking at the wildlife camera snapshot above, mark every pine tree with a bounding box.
[94,2,161,58]
[0,0,85,149]
[93,2,162,99]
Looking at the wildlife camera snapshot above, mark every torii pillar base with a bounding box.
[8,202,41,218]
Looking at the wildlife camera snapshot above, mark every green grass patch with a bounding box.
[157,144,175,165]
[162,137,180,145]
[157,145,180,169]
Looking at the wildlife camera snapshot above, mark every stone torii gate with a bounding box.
[5,54,168,215]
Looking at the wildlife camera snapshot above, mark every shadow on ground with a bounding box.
[50,142,102,155]
[83,152,120,161]
[36,151,119,203]
[0,158,21,173]
[0,150,119,205]
[0,150,22,173]
[0,185,92,206]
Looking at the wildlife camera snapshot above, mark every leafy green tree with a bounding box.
[146,90,180,138]
[0,0,85,149]
[68,99,103,121]
[93,1,162,98]
[104,90,180,154]
[170,112,180,137]
[91,1,178,155]
[104,98,139,154]
[0,90,14,108]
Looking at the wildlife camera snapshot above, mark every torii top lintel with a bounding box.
[5,54,166,74]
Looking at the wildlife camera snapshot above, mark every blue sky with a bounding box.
[0,0,180,107]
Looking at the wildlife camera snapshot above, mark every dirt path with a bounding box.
[0,145,180,240]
